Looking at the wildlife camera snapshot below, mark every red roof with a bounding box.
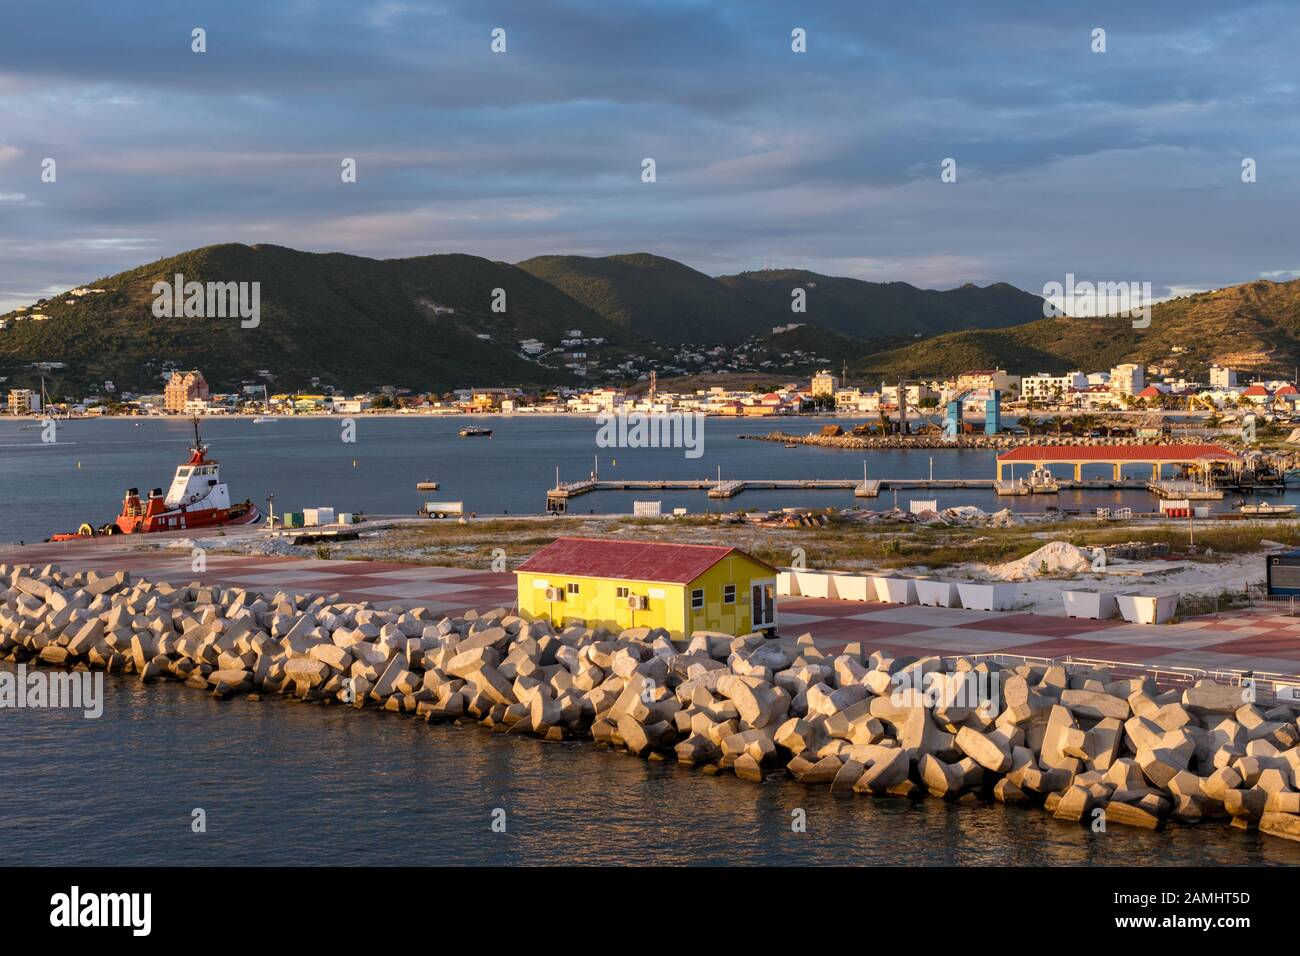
[998,444,1240,463]
[1242,385,1270,396]
[1276,385,1298,395]
[515,537,773,584]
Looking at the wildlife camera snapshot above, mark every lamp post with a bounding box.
[267,493,276,530]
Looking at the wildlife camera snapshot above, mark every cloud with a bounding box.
[0,0,1297,313]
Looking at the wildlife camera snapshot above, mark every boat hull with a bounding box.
[114,502,262,534]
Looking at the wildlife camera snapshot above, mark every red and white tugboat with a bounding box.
[51,418,260,540]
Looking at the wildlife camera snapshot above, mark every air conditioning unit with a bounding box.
[544,587,565,602]
[625,594,648,610]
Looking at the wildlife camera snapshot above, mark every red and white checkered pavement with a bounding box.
[4,538,1298,677]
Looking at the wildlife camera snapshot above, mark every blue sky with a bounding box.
[1,0,1296,312]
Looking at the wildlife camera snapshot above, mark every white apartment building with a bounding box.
[1110,363,1145,396]
[1209,365,1237,388]
[1021,372,1088,403]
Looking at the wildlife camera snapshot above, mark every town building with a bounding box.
[1209,365,1238,388]
[1021,372,1088,404]
[1109,363,1145,396]
[7,388,40,415]
[164,370,209,413]
[810,369,839,398]
[955,369,1020,396]
[514,537,778,639]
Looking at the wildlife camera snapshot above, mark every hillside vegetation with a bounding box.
[852,279,1300,379]
[519,255,1046,343]
[0,244,645,396]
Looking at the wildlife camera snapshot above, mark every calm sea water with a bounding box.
[0,416,1283,543]
[5,665,1297,866]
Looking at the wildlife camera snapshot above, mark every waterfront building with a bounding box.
[1068,384,1119,410]
[1109,363,1145,396]
[954,369,1019,396]
[810,369,839,397]
[514,537,778,639]
[6,388,40,415]
[1021,371,1087,404]
[164,370,209,413]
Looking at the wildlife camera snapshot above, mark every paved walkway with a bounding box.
[3,538,1298,679]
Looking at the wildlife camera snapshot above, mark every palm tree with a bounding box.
[1050,414,1068,436]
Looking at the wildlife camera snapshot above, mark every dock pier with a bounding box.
[545,476,1152,509]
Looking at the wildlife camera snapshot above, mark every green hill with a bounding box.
[516,253,765,342]
[0,244,647,396]
[518,255,1045,344]
[718,271,1046,340]
[850,279,1300,378]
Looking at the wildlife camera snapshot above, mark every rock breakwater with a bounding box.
[3,562,1299,844]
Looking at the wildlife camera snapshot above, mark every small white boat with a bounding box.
[252,416,277,424]
[1239,501,1296,515]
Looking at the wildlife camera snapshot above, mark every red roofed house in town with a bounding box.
[515,537,778,638]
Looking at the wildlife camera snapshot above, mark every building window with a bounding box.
[723,584,736,604]
[566,582,580,595]
[691,588,704,610]
[616,586,629,598]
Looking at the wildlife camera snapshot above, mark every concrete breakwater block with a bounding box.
[956,582,1017,612]
[3,560,1300,847]
[915,580,960,608]
[1116,593,1180,625]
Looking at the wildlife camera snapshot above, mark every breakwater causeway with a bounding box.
[5,561,1300,865]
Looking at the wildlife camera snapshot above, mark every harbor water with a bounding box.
[4,665,1298,866]
[1,416,1288,544]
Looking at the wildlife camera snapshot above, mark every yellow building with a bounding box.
[515,537,778,639]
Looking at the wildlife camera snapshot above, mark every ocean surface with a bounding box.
[1,415,1287,543]
[5,665,1298,866]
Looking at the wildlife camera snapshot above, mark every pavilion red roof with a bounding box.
[515,537,773,585]
[997,444,1241,463]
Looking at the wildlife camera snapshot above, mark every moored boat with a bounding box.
[49,418,260,540]
[458,426,493,438]
[1239,501,1297,516]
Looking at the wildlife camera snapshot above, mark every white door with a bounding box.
[750,579,776,629]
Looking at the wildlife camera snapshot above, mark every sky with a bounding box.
[1,0,1297,313]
